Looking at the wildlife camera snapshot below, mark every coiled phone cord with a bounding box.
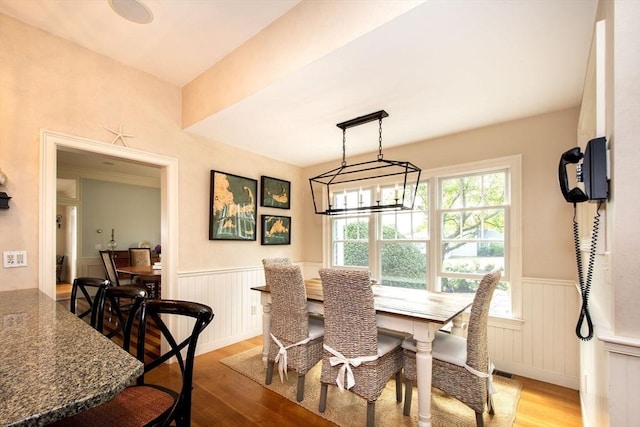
[572,202,602,341]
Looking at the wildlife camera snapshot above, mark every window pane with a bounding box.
[441,177,461,209]
[332,217,369,267]
[441,242,505,274]
[333,241,369,266]
[442,212,461,238]
[482,209,505,238]
[461,211,482,238]
[483,172,506,205]
[441,171,507,209]
[462,175,482,207]
[381,242,427,289]
[333,217,367,239]
[380,182,429,241]
[441,277,511,316]
[441,277,479,293]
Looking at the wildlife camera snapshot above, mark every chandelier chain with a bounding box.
[342,128,347,167]
[378,117,384,160]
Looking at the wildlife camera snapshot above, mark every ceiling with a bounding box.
[1,0,598,169]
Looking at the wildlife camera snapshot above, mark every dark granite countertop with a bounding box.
[0,289,144,426]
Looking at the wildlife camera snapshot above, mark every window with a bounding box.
[332,213,370,267]
[328,156,521,318]
[379,183,429,289]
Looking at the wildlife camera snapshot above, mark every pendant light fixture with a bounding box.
[309,110,421,215]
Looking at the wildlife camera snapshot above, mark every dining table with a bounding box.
[252,278,474,427]
[0,288,143,426]
[116,265,162,298]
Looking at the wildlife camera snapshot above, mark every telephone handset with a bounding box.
[558,137,608,204]
[558,136,608,342]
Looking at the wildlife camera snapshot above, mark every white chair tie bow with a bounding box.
[323,344,378,391]
[270,333,310,382]
[464,360,496,395]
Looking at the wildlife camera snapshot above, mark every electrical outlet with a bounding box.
[251,305,257,315]
[3,251,27,268]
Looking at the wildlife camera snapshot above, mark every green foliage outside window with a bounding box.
[342,221,426,289]
[336,171,509,294]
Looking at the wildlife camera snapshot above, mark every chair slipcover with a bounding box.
[402,270,501,426]
[318,268,403,427]
[262,260,324,402]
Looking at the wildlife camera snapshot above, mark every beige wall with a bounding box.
[0,10,584,288]
[0,13,303,290]
[302,108,581,280]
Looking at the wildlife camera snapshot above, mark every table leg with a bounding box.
[451,313,466,337]
[414,322,441,427]
[259,293,272,368]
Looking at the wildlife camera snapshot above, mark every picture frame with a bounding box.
[261,215,291,245]
[209,171,257,241]
[260,175,291,209]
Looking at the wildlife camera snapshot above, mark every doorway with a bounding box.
[40,130,178,300]
[55,200,77,302]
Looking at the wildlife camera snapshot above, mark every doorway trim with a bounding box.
[40,130,178,299]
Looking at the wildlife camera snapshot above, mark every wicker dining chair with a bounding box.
[262,257,292,266]
[318,268,404,427]
[402,270,501,426]
[262,261,324,402]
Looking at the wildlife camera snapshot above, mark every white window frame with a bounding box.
[324,155,522,319]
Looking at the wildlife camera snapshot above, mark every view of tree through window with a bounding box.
[329,162,515,317]
[439,171,507,294]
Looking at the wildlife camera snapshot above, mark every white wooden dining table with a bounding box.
[252,279,474,427]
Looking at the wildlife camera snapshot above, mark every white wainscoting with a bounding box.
[81,257,106,278]
[490,277,580,389]
[177,267,265,355]
[175,266,580,389]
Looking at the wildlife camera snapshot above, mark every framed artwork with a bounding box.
[261,215,291,245]
[209,171,257,241]
[260,176,290,209]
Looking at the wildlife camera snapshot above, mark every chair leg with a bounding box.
[265,361,274,385]
[296,374,305,402]
[488,393,495,415]
[395,371,402,402]
[475,411,484,427]
[319,383,328,413]
[403,379,413,416]
[366,401,375,427]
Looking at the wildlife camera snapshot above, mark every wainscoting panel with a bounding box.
[177,267,265,355]
[80,257,104,278]
[489,277,580,389]
[175,268,580,388]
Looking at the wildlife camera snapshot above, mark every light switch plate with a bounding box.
[3,251,27,268]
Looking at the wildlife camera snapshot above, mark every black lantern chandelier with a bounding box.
[309,110,421,215]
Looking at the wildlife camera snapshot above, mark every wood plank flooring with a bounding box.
[61,285,582,426]
[144,336,583,427]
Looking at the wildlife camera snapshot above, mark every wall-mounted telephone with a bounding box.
[559,136,608,203]
[558,136,608,342]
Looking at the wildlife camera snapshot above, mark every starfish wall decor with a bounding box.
[105,124,135,147]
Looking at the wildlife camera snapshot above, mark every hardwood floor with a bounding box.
[144,336,583,426]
